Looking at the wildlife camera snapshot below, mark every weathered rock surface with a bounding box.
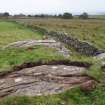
[3,39,70,58]
[96,53,105,60]
[80,80,96,92]
[0,65,91,97]
[4,40,57,48]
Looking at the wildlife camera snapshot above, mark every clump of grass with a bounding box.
[0,46,65,72]
[86,61,102,80]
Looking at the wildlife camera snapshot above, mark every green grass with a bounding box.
[0,85,105,105]
[0,21,65,72]
[90,15,105,19]
[0,20,96,70]
[86,62,102,80]
[0,46,64,72]
[16,18,105,49]
[68,48,97,63]
[0,20,105,105]
[14,18,105,62]
[0,21,43,48]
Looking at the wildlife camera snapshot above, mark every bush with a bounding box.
[62,12,73,19]
[79,12,88,19]
[3,12,10,17]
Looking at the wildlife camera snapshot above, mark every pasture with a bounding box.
[17,18,105,49]
[0,18,105,105]
[0,21,42,48]
[0,21,64,71]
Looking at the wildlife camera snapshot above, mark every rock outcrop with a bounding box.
[0,65,92,97]
[3,39,70,58]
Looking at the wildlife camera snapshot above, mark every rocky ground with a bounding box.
[0,38,102,98]
[3,39,70,58]
[0,65,92,97]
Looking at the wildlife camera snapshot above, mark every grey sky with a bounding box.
[0,0,105,14]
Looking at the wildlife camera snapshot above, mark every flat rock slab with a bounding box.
[96,53,105,59]
[3,39,70,58]
[0,65,91,97]
[4,40,57,48]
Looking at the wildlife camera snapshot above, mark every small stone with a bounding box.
[59,101,66,105]
[14,78,23,83]
[63,67,68,70]
[96,53,105,60]
[52,66,58,69]
[0,80,4,83]
[80,80,95,92]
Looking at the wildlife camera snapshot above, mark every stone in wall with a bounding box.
[30,26,105,56]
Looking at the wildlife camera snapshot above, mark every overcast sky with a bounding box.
[0,0,105,15]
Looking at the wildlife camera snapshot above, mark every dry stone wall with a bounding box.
[48,31,104,56]
[26,25,105,56]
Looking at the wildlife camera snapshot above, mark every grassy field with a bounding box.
[14,18,105,62]
[0,21,64,72]
[0,20,96,71]
[0,19,105,105]
[90,15,105,19]
[16,18,105,49]
[0,21,42,48]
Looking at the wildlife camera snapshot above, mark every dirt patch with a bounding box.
[0,65,92,97]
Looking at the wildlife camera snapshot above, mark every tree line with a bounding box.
[0,12,89,19]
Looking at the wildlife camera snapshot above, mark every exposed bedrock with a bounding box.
[3,39,70,58]
[0,65,92,97]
